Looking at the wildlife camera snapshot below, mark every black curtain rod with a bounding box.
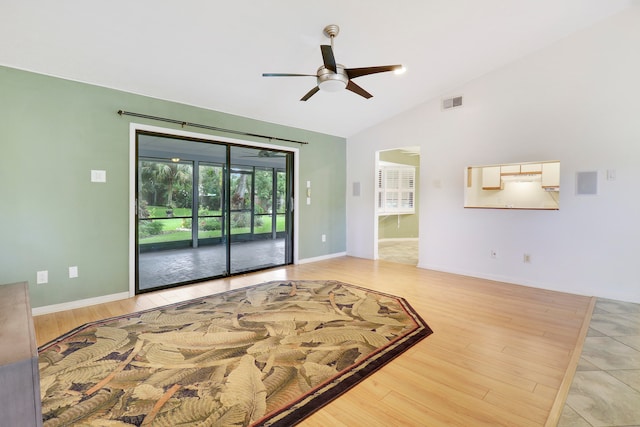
[117,110,308,145]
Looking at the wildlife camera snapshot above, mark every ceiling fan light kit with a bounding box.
[317,65,348,92]
[263,24,403,101]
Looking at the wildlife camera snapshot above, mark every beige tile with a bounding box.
[589,312,640,337]
[595,299,640,314]
[377,240,418,265]
[607,369,640,393]
[558,405,593,427]
[581,337,640,370]
[586,327,606,337]
[576,356,601,372]
[616,335,640,352]
[567,371,640,426]
[561,298,640,427]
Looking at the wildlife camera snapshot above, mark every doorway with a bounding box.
[135,131,294,293]
[375,147,420,265]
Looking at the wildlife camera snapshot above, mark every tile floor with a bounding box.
[377,239,418,265]
[138,239,286,290]
[558,298,640,427]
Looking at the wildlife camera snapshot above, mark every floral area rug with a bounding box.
[39,280,432,426]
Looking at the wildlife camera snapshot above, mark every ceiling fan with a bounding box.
[263,24,404,101]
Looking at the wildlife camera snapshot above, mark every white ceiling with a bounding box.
[0,0,633,137]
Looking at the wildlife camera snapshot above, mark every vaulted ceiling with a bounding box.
[0,1,632,137]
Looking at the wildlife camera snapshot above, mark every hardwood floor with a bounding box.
[33,256,593,426]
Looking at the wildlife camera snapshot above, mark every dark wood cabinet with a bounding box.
[0,282,43,427]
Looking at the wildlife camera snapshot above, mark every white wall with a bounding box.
[347,6,640,303]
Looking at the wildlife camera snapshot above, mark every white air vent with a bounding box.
[442,95,463,110]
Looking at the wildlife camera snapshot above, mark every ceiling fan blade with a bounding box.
[262,73,316,77]
[345,65,403,79]
[346,80,373,99]
[320,45,337,72]
[300,86,320,101]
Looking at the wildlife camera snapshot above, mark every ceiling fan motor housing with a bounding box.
[317,64,348,91]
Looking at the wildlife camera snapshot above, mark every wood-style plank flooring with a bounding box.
[33,256,592,426]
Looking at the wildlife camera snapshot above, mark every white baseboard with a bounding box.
[298,251,347,264]
[32,291,130,316]
[378,237,419,242]
[32,253,347,315]
[418,262,588,299]
[419,262,534,288]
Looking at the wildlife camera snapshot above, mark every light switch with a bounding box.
[69,266,78,278]
[91,170,106,183]
[37,270,48,284]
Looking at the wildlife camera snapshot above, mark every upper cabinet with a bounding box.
[521,163,542,173]
[466,160,560,210]
[500,164,521,175]
[482,166,502,190]
[541,162,560,188]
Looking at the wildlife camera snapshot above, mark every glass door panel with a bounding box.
[276,170,287,233]
[137,159,193,248]
[197,163,224,243]
[254,168,274,237]
[229,147,288,274]
[229,166,253,238]
[136,135,228,292]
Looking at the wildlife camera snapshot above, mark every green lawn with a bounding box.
[139,208,285,244]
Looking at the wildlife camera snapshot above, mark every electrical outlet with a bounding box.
[490,250,497,259]
[37,270,48,284]
[321,234,326,243]
[523,254,531,263]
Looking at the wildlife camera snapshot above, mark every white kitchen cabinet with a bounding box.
[521,163,542,173]
[542,162,560,188]
[500,164,520,175]
[482,166,502,190]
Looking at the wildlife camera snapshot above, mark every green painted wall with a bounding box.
[378,150,419,239]
[0,66,346,308]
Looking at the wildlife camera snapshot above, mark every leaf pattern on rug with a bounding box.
[39,280,429,426]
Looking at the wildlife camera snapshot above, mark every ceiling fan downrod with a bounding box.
[323,24,340,49]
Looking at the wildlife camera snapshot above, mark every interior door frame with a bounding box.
[374,147,420,262]
[128,123,300,297]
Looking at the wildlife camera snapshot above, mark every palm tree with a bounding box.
[140,161,191,208]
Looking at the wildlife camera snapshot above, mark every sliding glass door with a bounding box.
[135,132,293,293]
[229,146,289,274]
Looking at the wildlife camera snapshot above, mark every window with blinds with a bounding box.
[377,164,415,214]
